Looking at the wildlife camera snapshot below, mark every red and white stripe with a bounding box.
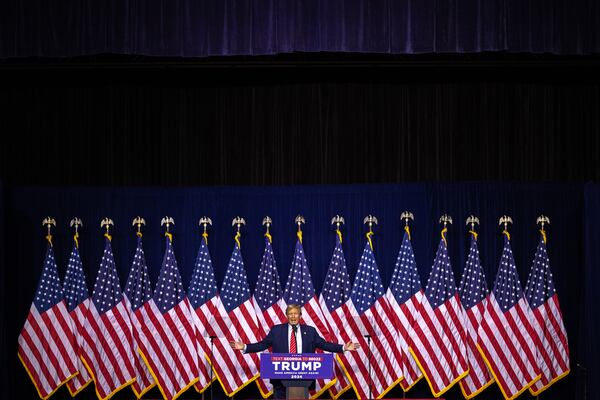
[123,296,155,398]
[80,299,136,400]
[318,294,352,399]
[410,293,468,396]
[252,296,287,398]
[477,294,540,400]
[185,298,219,393]
[385,288,423,391]
[18,301,79,399]
[194,295,261,396]
[136,298,199,400]
[66,299,93,396]
[335,298,403,399]
[254,297,287,335]
[528,294,570,395]
[460,299,493,398]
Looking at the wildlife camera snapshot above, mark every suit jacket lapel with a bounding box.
[300,325,307,353]
[281,324,289,353]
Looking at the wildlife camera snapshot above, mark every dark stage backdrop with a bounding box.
[1,0,599,58]
[0,181,6,399]
[0,183,592,400]
[583,185,600,400]
[1,66,600,186]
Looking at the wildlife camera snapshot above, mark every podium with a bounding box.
[260,353,334,400]
[281,379,311,399]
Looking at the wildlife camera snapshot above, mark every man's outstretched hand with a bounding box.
[229,340,244,350]
[343,341,360,351]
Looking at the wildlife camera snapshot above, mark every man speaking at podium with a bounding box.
[230,304,359,399]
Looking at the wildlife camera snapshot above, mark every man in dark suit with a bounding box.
[230,304,359,399]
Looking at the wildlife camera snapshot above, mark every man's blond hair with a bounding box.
[286,304,302,315]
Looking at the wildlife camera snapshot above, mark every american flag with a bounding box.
[410,234,468,397]
[336,240,403,399]
[123,236,155,398]
[318,232,352,399]
[385,228,424,392]
[209,242,262,396]
[18,243,79,399]
[477,233,540,400]
[458,233,493,398]
[283,238,336,397]
[252,236,286,398]
[80,236,136,400]
[63,242,93,396]
[187,236,219,393]
[136,235,199,400]
[524,232,570,395]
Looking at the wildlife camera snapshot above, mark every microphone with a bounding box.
[292,324,298,334]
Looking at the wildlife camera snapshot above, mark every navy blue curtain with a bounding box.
[3,183,588,399]
[1,0,599,58]
[0,181,7,400]
[583,184,600,400]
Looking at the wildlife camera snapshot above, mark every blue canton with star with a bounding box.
[458,235,488,310]
[64,244,89,312]
[525,238,556,309]
[389,232,422,305]
[350,242,385,315]
[124,237,153,311]
[284,240,316,305]
[492,236,524,313]
[254,238,283,312]
[188,238,219,310]
[34,245,65,312]
[322,235,351,311]
[153,237,186,314]
[221,243,252,314]
[424,239,457,309]
[92,238,124,314]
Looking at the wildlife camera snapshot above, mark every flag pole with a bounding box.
[534,215,549,400]
[498,215,513,240]
[363,215,378,400]
[295,215,305,244]
[466,215,479,240]
[100,218,114,241]
[399,213,412,399]
[263,216,272,243]
[132,216,146,238]
[363,215,377,252]
[42,217,56,246]
[199,216,212,245]
[439,214,453,246]
[161,216,175,243]
[536,215,550,244]
[331,215,345,243]
[232,216,245,249]
[198,216,213,400]
[231,216,246,400]
[400,211,414,241]
[70,217,83,248]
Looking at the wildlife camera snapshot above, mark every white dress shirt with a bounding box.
[243,323,303,353]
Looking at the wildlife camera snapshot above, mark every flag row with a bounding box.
[18,215,569,400]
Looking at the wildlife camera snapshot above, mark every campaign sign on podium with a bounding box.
[260,353,334,380]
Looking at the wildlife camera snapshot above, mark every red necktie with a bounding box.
[290,328,297,353]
